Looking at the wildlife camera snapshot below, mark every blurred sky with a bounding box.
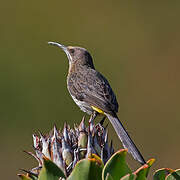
[0,1,180,179]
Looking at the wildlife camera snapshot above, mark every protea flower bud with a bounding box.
[20,116,114,178]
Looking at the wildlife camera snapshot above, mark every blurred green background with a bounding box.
[1,1,180,179]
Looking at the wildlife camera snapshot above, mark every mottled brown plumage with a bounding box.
[67,62,118,116]
[48,41,146,165]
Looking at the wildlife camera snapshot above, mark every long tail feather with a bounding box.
[105,113,146,165]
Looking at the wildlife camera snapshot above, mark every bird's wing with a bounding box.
[67,69,119,115]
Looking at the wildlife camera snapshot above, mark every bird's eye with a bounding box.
[69,49,75,54]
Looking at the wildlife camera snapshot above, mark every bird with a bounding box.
[48,41,146,165]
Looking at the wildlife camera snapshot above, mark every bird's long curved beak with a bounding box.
[48,41,67,52]
[48,41,72,62]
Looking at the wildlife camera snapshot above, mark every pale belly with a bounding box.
[71,95,93,115]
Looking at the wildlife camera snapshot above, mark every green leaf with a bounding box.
[67,156,103,180]
[38,157,66,180]
[134,164,149,180]
[153,168,172,180]
[89,153,104,168]
[105,173,114,180]
[18,174,32,180]
[146,158,155,177]
[134,159,155,179]
[102,149,131,180]
[28,174,38,180]
[166,169,180,180]
[120,173,137,180]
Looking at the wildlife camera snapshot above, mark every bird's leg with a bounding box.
[89,111,98,124]
[99,116,106,126]
[89,111,98,132]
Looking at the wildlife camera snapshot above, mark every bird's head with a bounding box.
[48,41,95,69]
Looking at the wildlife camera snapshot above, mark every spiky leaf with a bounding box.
[102,149,131,180]
[38,157,66,180]
[67,155,103,180]
[166,169,180,180]
[146,158,155,177]
[134,164,149,180]
[153,168,173,180]
[120,174,137,180]
[18,174,32,180]
[28,173,38,180]
[105,173,114,180]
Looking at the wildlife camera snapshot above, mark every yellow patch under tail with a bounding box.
[91,106,105,114]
